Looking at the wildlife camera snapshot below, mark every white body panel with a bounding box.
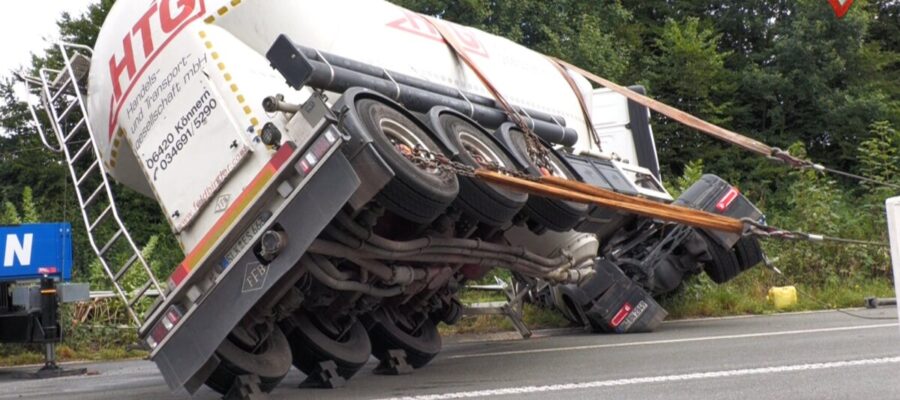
[592,88,638,165]
[86,0,635,252]
[886,197,900,328]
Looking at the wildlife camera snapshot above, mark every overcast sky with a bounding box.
[0,0,97,81]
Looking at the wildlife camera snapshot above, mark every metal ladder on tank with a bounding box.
[22,42,167,325]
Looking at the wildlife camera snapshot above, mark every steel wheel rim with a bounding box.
[380,117,442,175]
[459,130,506,169]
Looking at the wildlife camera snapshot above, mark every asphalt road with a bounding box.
[1,308,898,400]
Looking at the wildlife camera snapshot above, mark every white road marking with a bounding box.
[377,356,900,400]
[448,323,898,360]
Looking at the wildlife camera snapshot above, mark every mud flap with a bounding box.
[570,260,667,333]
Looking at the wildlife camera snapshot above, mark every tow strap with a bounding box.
[476,169,744,234]
[424,17,554,170]
[474,169,887,247]
[548,60,603,151]
[549,58,774,159]
[550,58,900,191]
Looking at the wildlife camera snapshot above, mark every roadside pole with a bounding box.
[887,197,900,328]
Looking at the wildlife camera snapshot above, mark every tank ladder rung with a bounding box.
[88,205,112,231]
[75,160,99,186]
[58,100,80,122]
[62,119,86,143]
[113,254,140,282]
[71,140,93,164]
[49,78,73,103]
[98,229,124,256]
[83,185,106,210]
[128,281,155,308]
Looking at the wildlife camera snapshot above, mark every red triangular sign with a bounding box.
[828,0,854,18]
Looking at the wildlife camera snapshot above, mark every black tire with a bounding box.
[204,326,292,395]
[437,113,528,226]
[554,285,589,325]
[734,236,764,271]
[505,130,588,231]
[356,99,459,223]
[701,234,742,284]
[364,307,442,369]
[284,312,372,379]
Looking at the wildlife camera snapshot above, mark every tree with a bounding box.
[1,187,40,224]
[642,17,736,177]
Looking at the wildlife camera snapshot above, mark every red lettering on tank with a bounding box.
[132,4,159,57]
[106,0,206,138]
[108,35,136,100]
[387,11,489,58]
[161,0,197,33]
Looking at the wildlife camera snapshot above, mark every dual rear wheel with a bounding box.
[204,325,292,395]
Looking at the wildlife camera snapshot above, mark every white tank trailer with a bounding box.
[57,0,765,394]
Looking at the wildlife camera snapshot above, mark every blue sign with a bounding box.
[0,223,72,282]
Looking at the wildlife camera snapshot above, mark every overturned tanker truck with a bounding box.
[26,0,766,395]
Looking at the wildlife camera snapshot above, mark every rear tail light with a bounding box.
[38,267,58,275]
[146,305,184,349]
[715,187,740,212]
[295,126,340,178]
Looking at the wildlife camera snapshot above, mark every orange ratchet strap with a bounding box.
[549,57,774,158]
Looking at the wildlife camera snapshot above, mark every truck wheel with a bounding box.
[204,326,292,395]
[284,312,371,379]
[734,236,764,271]
[356,99,459,224]
[437,113,527,226]
[506,130,588,232]
[701,233,742,284]
[364,306,441,369]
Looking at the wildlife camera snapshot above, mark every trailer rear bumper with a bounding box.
[151,150,360,393]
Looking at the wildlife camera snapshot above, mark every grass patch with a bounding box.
[659,269,895,319]
[0,344,146,367]
[0,317,147,367]
[439,303,574,336]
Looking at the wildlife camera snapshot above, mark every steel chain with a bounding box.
[404,145,539,182]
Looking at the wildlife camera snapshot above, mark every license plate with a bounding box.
[220,211,272,269]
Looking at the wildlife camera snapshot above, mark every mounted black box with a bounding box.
[674,174,763,249]
[577,260,667,333]
[562,154,635,238]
